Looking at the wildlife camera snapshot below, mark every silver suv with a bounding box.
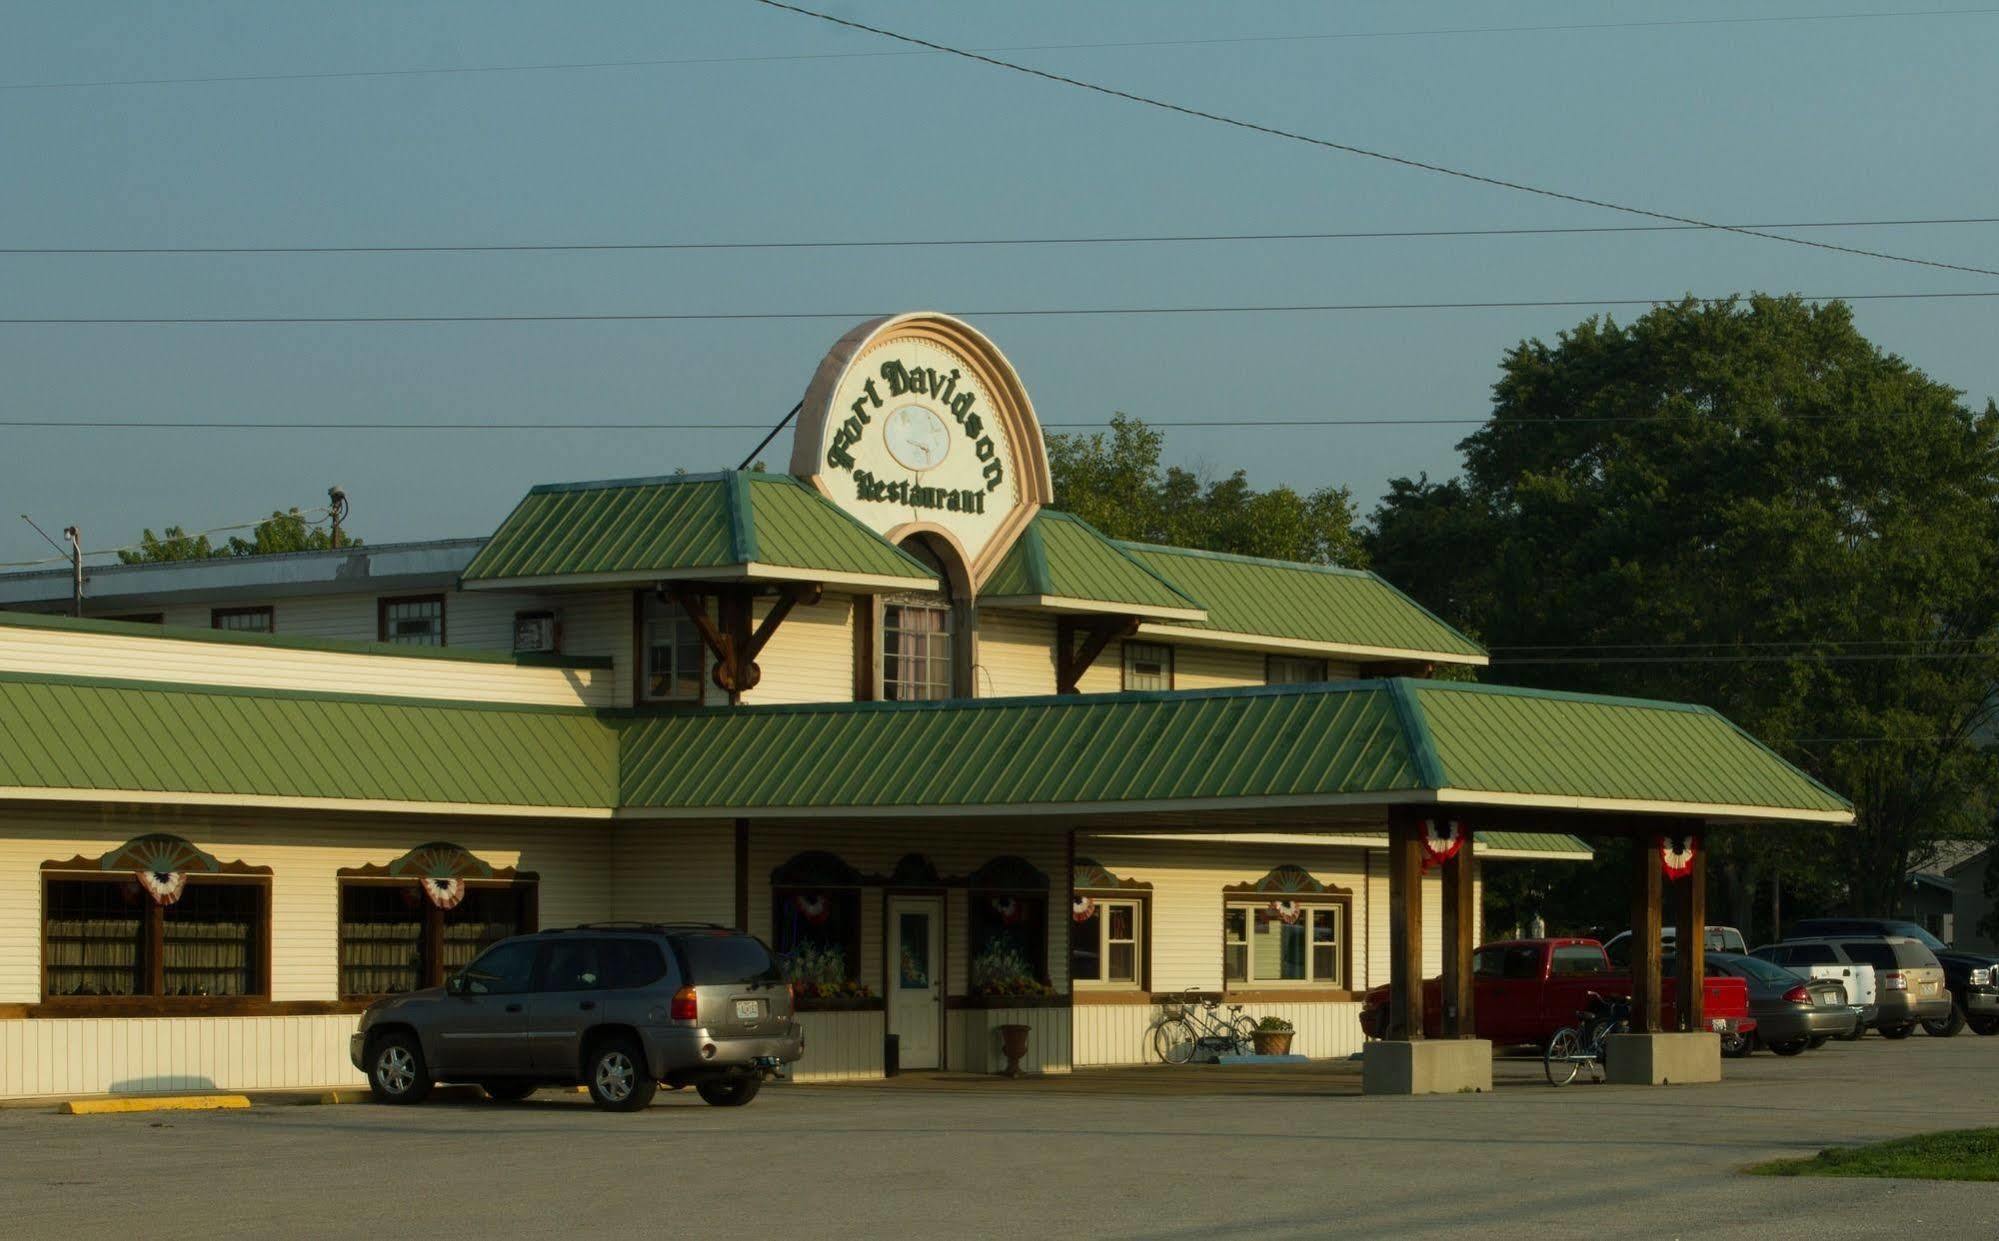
[351,923,802,1111]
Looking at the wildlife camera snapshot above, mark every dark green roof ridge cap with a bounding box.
[725,472,761,564]
[0,669,607,717]
[1019,515,1052,594]
[1114,539,1373,579]
[602,679,1393,723]
[524,472,734,496]
[1385,679,1447,787]
[0,610,614,670]
[1038,512,1204,610]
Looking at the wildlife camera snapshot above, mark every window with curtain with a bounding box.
[970,893,1050,996]
[42,875,268,1000]
[881,600,954,699]
[337,879,537,997]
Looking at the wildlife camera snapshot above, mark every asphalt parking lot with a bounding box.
[5,1036,1996,1240]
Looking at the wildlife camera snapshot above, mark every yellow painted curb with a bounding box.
[61,1095,251,1116]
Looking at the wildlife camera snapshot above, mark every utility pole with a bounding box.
[328,486,348,550]
[63,526,82,617]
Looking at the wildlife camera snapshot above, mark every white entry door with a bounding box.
[888,896,943,1070]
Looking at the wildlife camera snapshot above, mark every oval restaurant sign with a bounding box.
[790,312,1053,587]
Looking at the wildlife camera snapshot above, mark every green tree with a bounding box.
[1367,295,1999,927]
[118,509,357,564]
[1048,414,1366,565]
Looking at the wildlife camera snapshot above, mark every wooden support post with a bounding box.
[1440,834,1475,1038]
[1630,831,1664,1034]
[1674,830,1707,1033]
[733,819,751,933]
[1386,807,1425,1041]
[1056,615,1137,694]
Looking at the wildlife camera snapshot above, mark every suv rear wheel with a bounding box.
[696,1075,762,1107]
[1921,1001,1966,1038]
[367,1031,433,1105]
[1969,1016,1999,1036]
[586,1036,657,1112]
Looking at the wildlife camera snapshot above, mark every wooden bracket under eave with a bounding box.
[1056,614,1138,694]
[668,582,823,704]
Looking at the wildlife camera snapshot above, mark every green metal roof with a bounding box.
[982,511,1205,619]
[1408,682,1852,816]
[619,680,1850,821]
[0,664,1847,824]
[1474,831,1594,859]
[1116,543,1488,663]
[0,673,617,809]
[621,683,1418,812]
[461,472,935,589]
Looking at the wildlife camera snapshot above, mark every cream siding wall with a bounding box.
[1073,1001,1366,1067]
[973,608,1058,697]
[741,594,856,706]
[0,618,612,708]
[0,806,616,1096]
[607,822,737,925]
[1169,644,1267,690]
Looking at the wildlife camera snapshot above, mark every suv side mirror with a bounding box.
[446,974,469,996]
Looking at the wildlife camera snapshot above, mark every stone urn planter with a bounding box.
[997,1023,1032,1077]
[1251,1019,1295,1056]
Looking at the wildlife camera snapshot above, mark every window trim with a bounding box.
[39,871,273,1007]
[334,875,540,999]
[1070,891,1150,992]
[877,595,958,701]
[377,593,447,647]
[1121,640,1174,692]
[1221,893,1353,991]
[636,592,709,706]
[211,605,274,633]
[1265,653,1330,685]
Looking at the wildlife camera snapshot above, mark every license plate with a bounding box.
[735,999,763,1021]
[1709,1017,1728,1032]
[1922,982,1939,996]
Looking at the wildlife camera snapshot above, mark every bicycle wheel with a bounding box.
[1154,1017,1198,1065]
[1544,1027,1582,1086]
[1231,1016,1258,1053]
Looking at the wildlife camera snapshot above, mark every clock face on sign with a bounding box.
[883,405,951,472]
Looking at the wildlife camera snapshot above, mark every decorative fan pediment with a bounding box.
[1222,864,1350,898]
[1073,857,1149,893]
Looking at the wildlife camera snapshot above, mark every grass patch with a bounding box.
[1747,1128,1999,1181]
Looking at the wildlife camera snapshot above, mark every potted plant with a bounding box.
[1251,1015,1295,1056]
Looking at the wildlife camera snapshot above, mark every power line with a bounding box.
[0,289,1993,326]
[8,217,1998,257]
[0,408,1985,433]
[8,8,1996,91]
[752,1,1999,282]
[0,508,336,569]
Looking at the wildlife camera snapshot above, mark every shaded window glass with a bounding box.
[339,883,423,996]
[1070,905,1102,982]
[680,934,782,986]
[462,939,539,995]
[161,882,259,997]
[43,879,144,997]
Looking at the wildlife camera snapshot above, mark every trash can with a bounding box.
[884,1033,900,1078]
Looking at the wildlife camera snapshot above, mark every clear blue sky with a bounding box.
[3,1,1995,566]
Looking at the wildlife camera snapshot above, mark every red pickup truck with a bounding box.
[1359,938,1755,1047]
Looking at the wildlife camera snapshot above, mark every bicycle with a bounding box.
[1543,991,1631,1086]
[1153,989,1258,1064]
